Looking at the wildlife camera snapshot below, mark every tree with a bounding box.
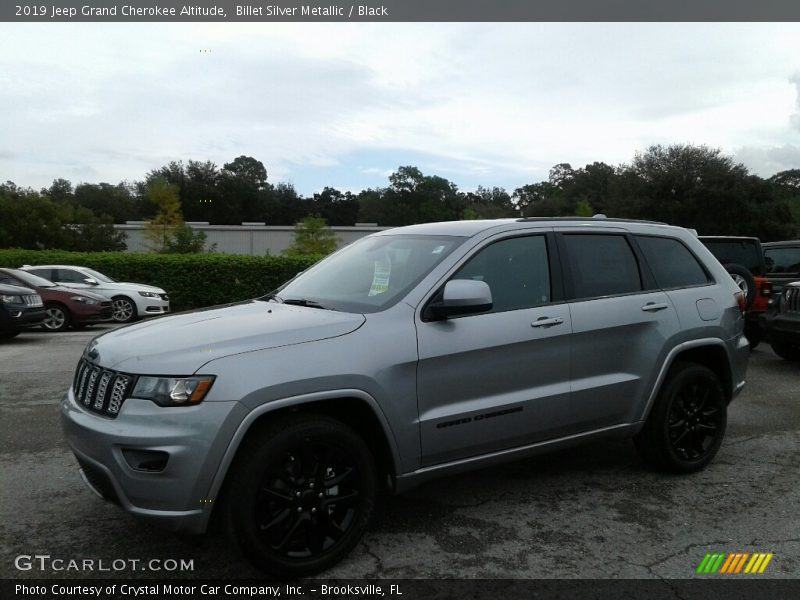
[223,155,268,189]
[162,223,214,254]
[144,178,183,251]
[283,217,339,256]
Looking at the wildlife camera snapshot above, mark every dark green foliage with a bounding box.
[163,224,214,254]
[0,250,320,312]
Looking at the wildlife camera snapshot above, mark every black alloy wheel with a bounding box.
[634,363,727,473]
[226,414,377,577]
[666,377,725,462]
[255,440,363,558]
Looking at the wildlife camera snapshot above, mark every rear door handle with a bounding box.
[531,317,564,328]
[641,302,669,312]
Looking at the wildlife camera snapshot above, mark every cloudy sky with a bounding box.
[1,23,799,195]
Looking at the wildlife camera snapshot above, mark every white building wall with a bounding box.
[116,223,390,255]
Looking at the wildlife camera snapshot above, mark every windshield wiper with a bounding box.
[281,298,332,310]
[259,293,284,303]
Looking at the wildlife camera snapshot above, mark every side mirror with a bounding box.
[84,278,98,285]
[426,279,492,320]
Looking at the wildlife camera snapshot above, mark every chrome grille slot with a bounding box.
[107,376,132,415]
[93,372,113,410]
[84,367,100,406]
[788,288,799,313]
[72,358,135,418]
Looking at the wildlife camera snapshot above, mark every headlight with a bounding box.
[0,294,21,304]
[138,291,160,298]
[131,375,215,406]
[70,296,98,305]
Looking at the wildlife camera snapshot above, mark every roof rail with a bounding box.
[515,216,666,225]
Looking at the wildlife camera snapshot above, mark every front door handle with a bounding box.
[531,316,564,328]
[641,302,669,312]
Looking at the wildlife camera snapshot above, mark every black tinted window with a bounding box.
[702,240,764,276]
[564,234,641,299]
[27,268,55,281]
[454,235,551,312]
[764,247,800,274]
[636,236,710,289]
[56,269,86,283]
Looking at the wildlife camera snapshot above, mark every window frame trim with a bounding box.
[420,231,564,322]
[556,231,654,302]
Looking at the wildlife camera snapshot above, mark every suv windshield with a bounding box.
[270,234,465,313]
[701,239,765,276]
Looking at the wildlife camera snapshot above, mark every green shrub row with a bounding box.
[0,250,322,312]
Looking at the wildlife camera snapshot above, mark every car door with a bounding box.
[557,230,681,430]
[416,232,573,466]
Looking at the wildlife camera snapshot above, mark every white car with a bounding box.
[21,265,169,323]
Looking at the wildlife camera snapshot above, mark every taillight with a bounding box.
[734,291,746,315]
[761,281,772,296]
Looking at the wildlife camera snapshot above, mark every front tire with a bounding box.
[225,414,377,577]
[111,296,137,323]
[634,363,727,473]
[42,304,71,332]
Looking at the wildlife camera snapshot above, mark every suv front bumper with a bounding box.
[760,311,800,345]
[61,388,246,534]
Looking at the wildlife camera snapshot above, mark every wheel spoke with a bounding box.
[323,490,360,508]
[261,487,293,503]
[260,508,291,531]
[274,514,306,550]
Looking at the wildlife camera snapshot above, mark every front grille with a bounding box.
[786,287,800,313]
[23,294,43,307]
[72,358,135,418]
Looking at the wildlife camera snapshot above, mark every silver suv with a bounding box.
[62,218,749,576]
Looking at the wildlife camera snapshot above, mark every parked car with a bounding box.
[762,240,800,294]
[760,281,800,361]
[20,265,169,323]
[62,217,748,576]
[0,283,46,339]
[0,268,113,332]
[699,236,771,348]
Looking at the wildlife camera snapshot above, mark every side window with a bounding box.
[452,235,551,313]
[56,269,86,283]
[636,236,711,289]
[764,247,800,274]
[0,273,17,285]
[28,268,54,281]
[563,234,642,299]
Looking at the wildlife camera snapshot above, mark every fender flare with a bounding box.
[204,388,403,503]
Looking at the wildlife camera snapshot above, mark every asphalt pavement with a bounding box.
[1,326,798,579]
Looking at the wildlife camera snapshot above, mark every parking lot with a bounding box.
[1,326,798,579]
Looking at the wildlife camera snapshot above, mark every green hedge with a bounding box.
[0,250,322,312]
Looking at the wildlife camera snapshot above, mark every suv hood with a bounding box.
[87,301,365,374]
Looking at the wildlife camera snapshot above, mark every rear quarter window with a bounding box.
[764,246,800,274]
[636,236,711,289]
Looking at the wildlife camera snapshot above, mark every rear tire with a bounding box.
[634,363,727,473]
[224,414,377,577]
